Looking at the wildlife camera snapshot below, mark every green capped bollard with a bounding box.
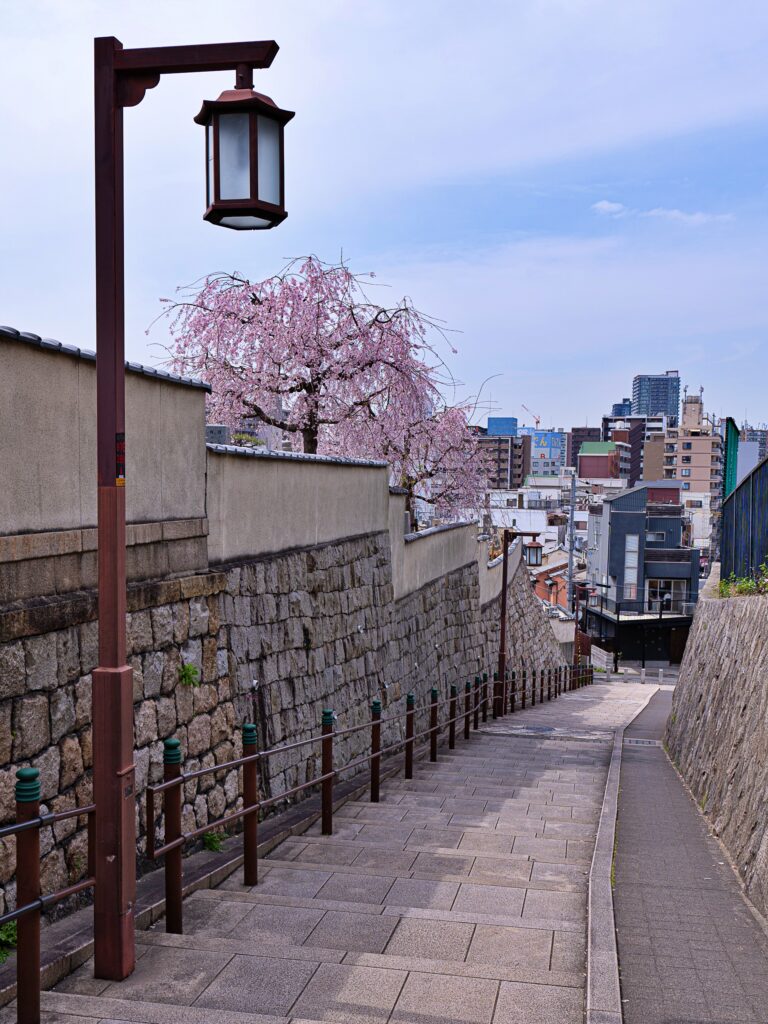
[243,722,259,886]
[16,768,41,1024]
[370,699,382,803]
[163,737,183,934]
[405,693,415,777]
[321,709,335,835]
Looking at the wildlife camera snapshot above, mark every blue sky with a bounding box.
[2,0,768,428]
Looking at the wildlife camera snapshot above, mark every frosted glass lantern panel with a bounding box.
[206,124,213,206]
[257,115,281,205]
[218,113,251,200]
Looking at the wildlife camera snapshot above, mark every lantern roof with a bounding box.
[194,88,295,126]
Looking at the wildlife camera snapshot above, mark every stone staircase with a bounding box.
[32,683,649,1024]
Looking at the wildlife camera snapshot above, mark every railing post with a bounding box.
[521,667,527,709]
[540,667,545,704]
[510,669,516,713]
[481,672,488,723]
[242,723,259,886]
[464,680,471,740]
[430,688,439,762]
[370,699,382,802]
[493,669,501,720]
[163,737,183,934]
[473,676,480,731]
[16,767,40,1024]
[448,686,457,749]
[321,709,334,835]
[531,667,536,706]
[405,692,415,776]
[547,668,552,702]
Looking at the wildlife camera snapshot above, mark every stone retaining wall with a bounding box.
[665,591,768,918]
[0,529,562,916]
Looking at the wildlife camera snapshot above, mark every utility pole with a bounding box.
[566,470,577,610]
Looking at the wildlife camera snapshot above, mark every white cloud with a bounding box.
[592,200,629,217]
[592,200,732,226]
[643,207,733,225]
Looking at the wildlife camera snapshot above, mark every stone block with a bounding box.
[24,634,57,691]
[50,688,76,743]
[32,745,61,800]
[188,714,212,756]
[134,702,158,748]
[150,604,174,647]
[127,610,153,655]
[13,693,50,757]
[156,696,177,737]
[189,597,210,637]
[74,675,92,729]
[143,651,164,697]
[80,726,92,770]
[79,621,99,674]
[59,736,83,790]
[172,603,190,644]
[0,641,26,700]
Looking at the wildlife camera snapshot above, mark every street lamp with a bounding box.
[195,67,294,229]
[93,36,290,982]
[496,528,541,718]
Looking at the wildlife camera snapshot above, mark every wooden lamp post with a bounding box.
[93,35,292,980]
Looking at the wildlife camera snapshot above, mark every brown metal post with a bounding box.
[430,688,438,762]
[547,668,552,702]
[16,768,40,1024]
[473,676,480,731]
[405,693,415,777]
[448,686,457,749]
[531,668,536,706]
[93,35,136,981]
[481,672,488,723]
[321,710,334,835]
[370,700,382,802]
[242,723,259,886]
[520,667,526,709]
[510,670,516,713]
[163,738,183,934]
[496,528,510,717]
[464,681,471,740]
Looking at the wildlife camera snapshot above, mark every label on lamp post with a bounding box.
[115,432,126,486]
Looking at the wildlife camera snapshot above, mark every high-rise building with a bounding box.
[611,398,632,417]
[569,426,601,467]
[518,428,568,477]
[601,413,668,485]
[487,416,518,437]
[477,432,531,489]
[632,370,681,425]
[741,423,768,463]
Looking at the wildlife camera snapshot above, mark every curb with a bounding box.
[586,684,658,1024]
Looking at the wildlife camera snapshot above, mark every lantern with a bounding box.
[524,540,543,567]
[194,75,294,230]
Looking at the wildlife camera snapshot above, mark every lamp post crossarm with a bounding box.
[113,39,279,75]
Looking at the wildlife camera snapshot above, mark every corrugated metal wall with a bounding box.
[721,456,768,578]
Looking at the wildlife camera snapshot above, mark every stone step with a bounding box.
[190,883,586,934]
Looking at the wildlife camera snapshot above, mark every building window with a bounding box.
[646,532,665,543]
[624,534,639,600]
[681,456,691,463]
[682,482,690,490]
[682,442,692,450]
[681,469,691,477]
[686,499,703,508]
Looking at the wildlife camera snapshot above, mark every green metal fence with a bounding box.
[721,455,768,579]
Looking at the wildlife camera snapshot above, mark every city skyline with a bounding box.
[2,1,768,428]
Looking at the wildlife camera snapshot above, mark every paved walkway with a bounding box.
[31,681,648,1024]
[614,688,768,1024]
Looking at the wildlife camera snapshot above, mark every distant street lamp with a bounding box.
[92,36,292,982]
[496,528,541,718]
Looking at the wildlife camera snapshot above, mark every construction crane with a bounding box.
[521,404,541,428]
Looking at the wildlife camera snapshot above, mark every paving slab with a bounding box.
[614,688,768,1024]
[44,680,651,1024]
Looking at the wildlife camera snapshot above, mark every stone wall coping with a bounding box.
[207,443,387,469]
[403,521,475,543]
[0,518,208,564]
[0,326,211,392]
